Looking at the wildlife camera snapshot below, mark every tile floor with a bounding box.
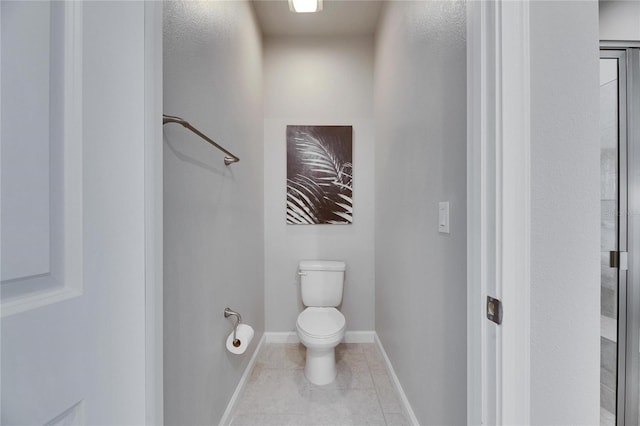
[229,343,412,425]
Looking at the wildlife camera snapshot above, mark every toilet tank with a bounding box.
[299,260,346,307]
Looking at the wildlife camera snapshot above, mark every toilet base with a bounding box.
[304,347,336,385]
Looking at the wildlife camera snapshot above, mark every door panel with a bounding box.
[1,1,52,282]
[1,2,148,424]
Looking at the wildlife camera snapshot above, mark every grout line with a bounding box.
[375,334,420,426]
[366,343,408,417]
[365,345,390,424]
[218,334,266,426]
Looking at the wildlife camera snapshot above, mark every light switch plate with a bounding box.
[438,201,450,234]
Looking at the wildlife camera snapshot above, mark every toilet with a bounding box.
[296,260,346,386]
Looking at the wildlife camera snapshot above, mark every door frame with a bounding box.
[600,43,640,426]
[600,47,629,426]
[625,44,640,426]
[467,1,531,424]
[143,0,533,424]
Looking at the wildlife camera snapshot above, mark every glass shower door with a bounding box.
[600,47,640,426]
[600,53,623,426]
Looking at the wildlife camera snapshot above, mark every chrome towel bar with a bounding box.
[163,114,240,166]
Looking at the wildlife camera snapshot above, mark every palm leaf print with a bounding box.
[286,126,353,224]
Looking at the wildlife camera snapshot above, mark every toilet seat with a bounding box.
[296,307,345,339]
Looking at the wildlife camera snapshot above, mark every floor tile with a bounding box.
[336,342,364,355]
[256,343,306,370]
[231,413,310,426]
[230,343,409,426]
[307,387,386,425]
[363,344,387,372]
[383,412,412,426]
[235,368,310,415]
[371,369,404,414]
[308,353,373,391]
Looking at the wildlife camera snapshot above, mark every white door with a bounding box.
[1,2,150,424]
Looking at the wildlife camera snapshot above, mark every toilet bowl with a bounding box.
[296,260,346,385]
[296,307,346,385]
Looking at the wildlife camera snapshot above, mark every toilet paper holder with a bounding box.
[224,307,242,347]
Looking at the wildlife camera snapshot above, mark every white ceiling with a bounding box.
[252,0,384,37]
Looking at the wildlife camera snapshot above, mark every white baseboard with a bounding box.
[375,333,420,426]
[264,330,375,344]
[218,334,266,426]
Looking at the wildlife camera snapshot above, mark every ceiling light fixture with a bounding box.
[288,0,323,13]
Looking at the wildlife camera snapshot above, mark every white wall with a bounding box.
[163,1,264,424]
[263,36,375,332]
[529,2,601,424]
[373,2,467,424]
[600,0,640,41]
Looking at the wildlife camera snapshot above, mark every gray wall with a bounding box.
[373,2,467,424]
[529,2,600,424]
[263,36,375,332]
[600,0,640,41]
[163,2,264,424]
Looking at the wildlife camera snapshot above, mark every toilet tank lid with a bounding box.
[299,260,346,272]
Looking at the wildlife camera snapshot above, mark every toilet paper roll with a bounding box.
[226,323,254,355]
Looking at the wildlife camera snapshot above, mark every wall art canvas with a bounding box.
[286,125,353,224]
